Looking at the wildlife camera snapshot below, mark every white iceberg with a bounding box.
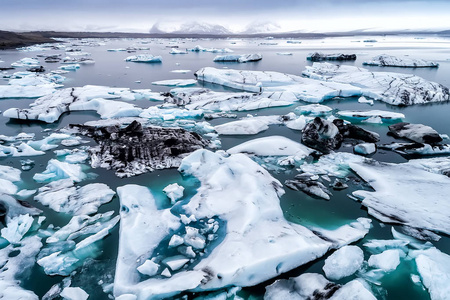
[227,135,314,158]
[213,53,262,63]
[169,48,188,54]
[60,287,89,300]
[214,116,281,135]
[195,67,362,102]
[125,55,162,63]
[337,110,405,123]
[363,54,439,68]
[303,62,449,105]
[354,143,377,155]
[294,104,332,116]
[0,214,35,244]
[34,179,115,215]
[323,245,364,280]
[351,159,450,234]
[59,64,80,71]
[367,249,404,272]
[152,79,197,87]
[33,159,87,183]
[163,183,184,204]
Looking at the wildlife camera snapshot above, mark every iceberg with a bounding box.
[351,159,450,234]
[294,104,332,116]
[167,88,294,111]
[59,64,80,71]
[169,48,188,54]
[69,120,206,177]
[1,214,35,244]
[33,159,87,183]
[380,142,450,156]
[354,143,377,155]
[213,53,262,63]
[152,79,197,87]
[307,52,357,61]
[114,150,370,299]
[34,179,115,215]
[367,249,404,272]
[214,116,281,135]
[302,62,450,106]
[285,173,332,200]
[163,183,184,204]
[125,55,162,63]
[60,287,89,300]
[38,211,119,276]
[363,54,439,68]
[3,85,143,123]
[388,122,442,144]
[10,57,40,67]
[264,273,376,300]
[195,67,362,102]
[227,135,314,158]
[322,245,364,280]
[337,110,405,123]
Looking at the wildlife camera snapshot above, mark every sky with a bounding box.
[1,0,449,33]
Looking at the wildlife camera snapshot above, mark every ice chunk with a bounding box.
[162,255,189,271]
[34,179,115,215]
[354,143,377,155]
[33,159,87,183]
[125,55,162,63]
[307,52,357,61]
[294,104,332,116]
[0,194,41,221]
[388,122,442,144]
[227,135,314,158]
[337,110,404,123]
[60,287,89,300]
[300,152,365,177]
[367,249,403,272]
[195,67,362,102]
[358,96,374,105]
[410,247,450,300]
[59,64,80,71]
[381,142,450,156]
[322,245,364,280]
[137,260,159,277]
[213,53,262,63]
[265,273,376,300]
[152,79,197,87]
[168,87,294,111]
[69,98,143,119]
[140,106,203,120]
[1,214,34,243]
[3,85,142,123]
[285,173,332,200]
[169,48,188,54]
[303,62,449,106]
[163,183,184,204]
[38,212,119,276]
[363,54,439,68]
[214,116,281,135]
[363,239,409,253]
[351,159,450,234]
[11,57,40,67]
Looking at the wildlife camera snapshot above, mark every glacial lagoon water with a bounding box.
[1,35,450,299]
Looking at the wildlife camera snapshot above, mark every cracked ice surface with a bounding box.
[114,149,371,299]
[303,63,450,105]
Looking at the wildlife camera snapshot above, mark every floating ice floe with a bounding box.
[228,135,314,158]
[10,57,40,67]
[195,67,362,102]
[215,115,281,135]
[0,193,41,222]
[168,87,294,111]
[33,159,88,183]
[323,245,364,280]
[152,79,197,87]
[163,183,184,204]
[125,55,162,63]
[59,64,80,71]
[409,246,450,300]
[0,235,42,299]
[351,158,450,234]
[0,73,64,99]
[358,96,374,105]
[380,142,450,156]
[169,48,188,54]
[337,110,404,123]
[294,104,333,116]
[38,211,119,276]
[307,52,357,61]
[276,52,293,55]
[140,106,203,120]
[264,273,376,300]
[213,53,262,63]
[70,98,143,119]
[302,62,450,105]
[388,122,442,144]
[363,54,439,68]
[367,249,404,272]
[61,57,95,65]
[60,287,89,300]
[3,85,149,123]
[114,150,371,299]
[69,120,207,177]
[354,143,377,155]
[171,69,191,73]
[1,214,35,244]
[285,173,332,200]
[34,178,115,215]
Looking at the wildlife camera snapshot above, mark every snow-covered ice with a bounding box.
[33,159,87,183]
[337,110,405,123]
[303,62,450,105]
[213,53,262,63]
[125,55,162,63]
[354,143,377,155]
[323,245,364,280]
[152,79,197,87]
[363,54,439,68]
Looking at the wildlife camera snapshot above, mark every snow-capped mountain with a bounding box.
[241,21,282,34]
[149,21,232,35]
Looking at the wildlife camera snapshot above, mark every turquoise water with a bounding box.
[1,35,450,299]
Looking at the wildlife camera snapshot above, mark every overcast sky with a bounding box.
[1,0,449,33]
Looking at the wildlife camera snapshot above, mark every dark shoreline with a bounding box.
[1,29,449,50]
